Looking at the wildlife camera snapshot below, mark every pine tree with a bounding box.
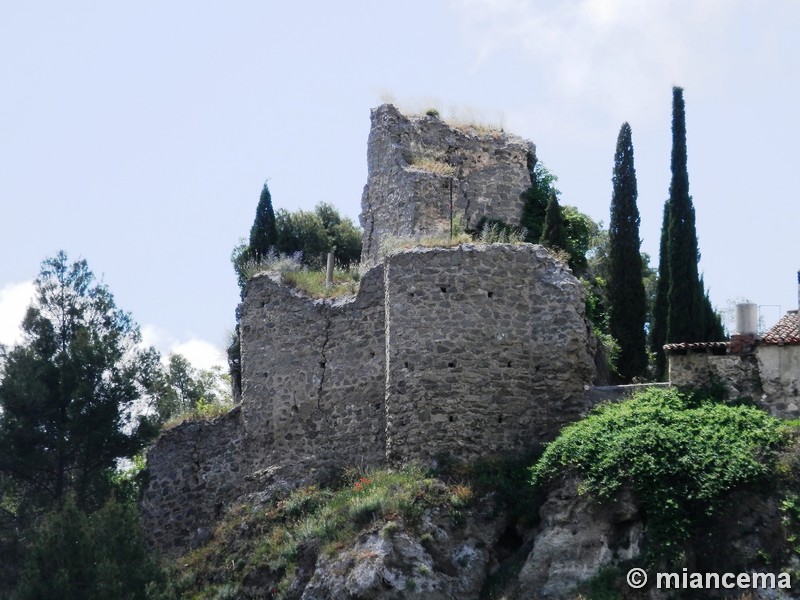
[0,252,155,511]
[248,181,278,260]
[608,123,647,382]
[540,191,567,252]
[652,201,670,380]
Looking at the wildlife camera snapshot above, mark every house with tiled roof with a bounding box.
[667,306,800,419]
[761,310,800,345]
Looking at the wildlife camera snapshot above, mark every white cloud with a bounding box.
[451,0,749,122]
[0,281,35,347]
[140,324,227,371]
[172,339,227,372]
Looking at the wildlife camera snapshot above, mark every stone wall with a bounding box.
[668,347,800,419]
[668,352,762,401]
[359,104,535,264]
[239,265,387,473]
[141,104,605,554]
[384,244,596,462]
[140,407,245,555]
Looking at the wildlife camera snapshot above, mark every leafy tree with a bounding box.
[520,160,556,242]
[539,191,568,253]
[561,205,597,276]
[608,122,648,382]
[0,252,156,512]
[275,208,332,269]
[275,204,362,270]
[150,353,232,422]
[520,161,595,275]
[248,182,278,261]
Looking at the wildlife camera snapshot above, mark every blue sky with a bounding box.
[2,1,798,368]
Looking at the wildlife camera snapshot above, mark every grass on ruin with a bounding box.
[161,399,235,430]
[407,157,456,177]
[280,267,360,299]
[379,219,527,257]
[406,147,456,177]
[171,464,469,599]
[238,249,304,281]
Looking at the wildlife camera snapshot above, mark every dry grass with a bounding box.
[281,268,361,299]
[406,147,456,177]
[407,157,456,177]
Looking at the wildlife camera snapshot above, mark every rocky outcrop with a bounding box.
[300,503,505,600]
[518,477,643,598]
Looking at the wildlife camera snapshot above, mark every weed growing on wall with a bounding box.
[530,387,785,567]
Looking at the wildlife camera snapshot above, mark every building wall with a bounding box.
[757,345,800,418]
[668,346,800,419]
[384,244,596,462]
[668,353,762,400]
[360,104,535,264]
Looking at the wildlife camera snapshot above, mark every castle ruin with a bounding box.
[141,106,597,554]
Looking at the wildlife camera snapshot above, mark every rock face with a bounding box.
[300,507,504,600]
[518,477,643,598]
[360,104,535,265]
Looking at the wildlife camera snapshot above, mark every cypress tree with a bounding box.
[540,191,567,252]
[608,122,647,382]
[666,86,703,345]
[248,181,278,260]
[651,201,670,380]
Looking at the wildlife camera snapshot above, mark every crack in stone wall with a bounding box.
[316,304,331,409]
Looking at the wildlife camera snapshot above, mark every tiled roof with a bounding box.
[761,311,800,345]
[663,341,729,353]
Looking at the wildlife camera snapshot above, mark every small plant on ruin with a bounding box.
[476,220,527,245]
[238,247,304,281]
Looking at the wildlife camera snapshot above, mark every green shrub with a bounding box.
[530,387,784,566]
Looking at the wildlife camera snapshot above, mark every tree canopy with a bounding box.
[0,252,157,512]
